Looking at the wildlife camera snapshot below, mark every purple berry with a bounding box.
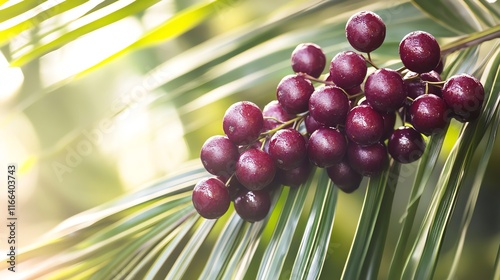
[277,160,312,188]
[434,57,445,74]
[399,31,441,74]
[327,158,363,193]
[329,51,367,89]
[223,101,264,145]
[347,142,388,177]
[388,126,426,163]
[442,74,485,122]
[200,135,239,177]
[404,71,443,99]
[236,148,276,191]
[345,105,384,145]
[277,74,315,114]
[291,43,326,78]
[268,128,307,170]
[308,127,347,168]
[409,94,450,135]
[262,100,294,131]
[304,115,325,135]
[308,85,350,127]
[345,11,386,53]
[192,177,230,219]
[365,68,407,113]
[381,111,396,140]
[234,189,271,222]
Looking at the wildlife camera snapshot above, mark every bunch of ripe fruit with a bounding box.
[192,11,485,222]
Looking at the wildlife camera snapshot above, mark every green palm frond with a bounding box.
[2,0,500,279]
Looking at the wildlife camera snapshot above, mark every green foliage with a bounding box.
[1,0,499,279]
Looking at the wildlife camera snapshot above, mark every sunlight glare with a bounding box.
[40,17,143,87]
[0,54,23,102]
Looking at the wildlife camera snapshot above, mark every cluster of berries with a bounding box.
[192,11,485,222]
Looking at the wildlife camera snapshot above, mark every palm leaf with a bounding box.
[403,44,500,279]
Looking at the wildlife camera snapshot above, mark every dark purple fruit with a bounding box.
[277,160,312,188]
[364,68,407,113]
[442,74,485,122]
[388,126,426,163]
[329,51,367,89]
[291,43,326,78]
[192,177,230,219]
[409,94,450,135]
[223,101,263,145]
[234,189,271,222]
[268,128,307,170]
[434,57,445,74]
[347,142,388,177]
[304,115,325,135]
[277,74,315,114]
[399,31,441,74]
[345,105,384,145]
[308,85,350,127]
[308,127,347,168]
[200,136,239,177]
[404,71,442,99]
[326,159,363,193]
[381,111,396,140]
[345,11,386,53]
[224,176,244,201]
[236,148,276,191]
[262,100,294,131]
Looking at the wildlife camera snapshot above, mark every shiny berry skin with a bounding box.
[223,101,263,145]
[277,161,312,188]
[236,148,276,191]
[192,177,230,219]
[308,85,350,127]
[329,51,367,89]
[304,115,325,135]
[345,105,384,145]
[381,111,396,140]
[434,57,445,74]
[409,94,450,135]
[234,189,271,223]
[404,71,442,99]
[442,74,485,122]
[345,11,386,53]
[200,136,239,177]
[262,100,294,131]
[277,74,315,114]
[224,176,244,201]
[327,158,363,193]
[308,127,347,168]
[291,43,326,78]
[399,31,441,74]
[365,68,407,113]
[268,128,307,170]
[388,126,426,163]
[347,142,388,177]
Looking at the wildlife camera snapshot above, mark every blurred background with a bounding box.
[1,0,499,278]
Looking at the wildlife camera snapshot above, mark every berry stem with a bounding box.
[348,92,365,100]
[260,115,305,138]
[225,173,236,187]
[367,52,373,63]
[364,54,379,69]
[299,73,335,85]
[264,116,287,124]
[425,81,446,85]
[395,66,407,74]
[441,24,500,57]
